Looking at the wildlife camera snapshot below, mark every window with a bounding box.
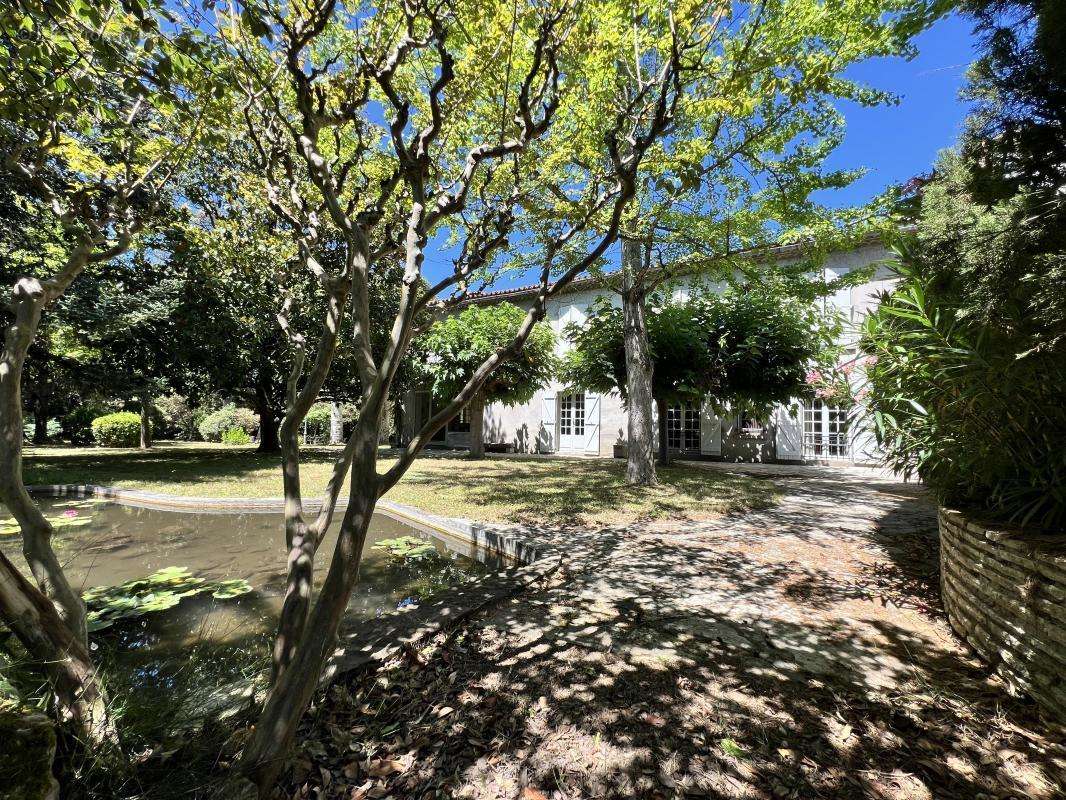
[447,406,470,433]
[802,400,849,459]
[666,401,701,451]
[737,412,764,436]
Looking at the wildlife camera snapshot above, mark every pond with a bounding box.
[0,497,495,738]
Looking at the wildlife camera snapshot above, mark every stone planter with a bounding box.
[938,508,1066,722]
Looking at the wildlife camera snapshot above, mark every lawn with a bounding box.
[22,442,778,526]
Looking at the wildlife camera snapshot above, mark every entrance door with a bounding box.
[802,400,850,459]
[666,401,701,454]
[558,391,586,452]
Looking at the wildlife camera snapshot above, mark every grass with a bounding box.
[22,442,778,526]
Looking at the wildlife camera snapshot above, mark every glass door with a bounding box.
[558,391,585,452]
[802,400,850,459]
[666,401,701,453]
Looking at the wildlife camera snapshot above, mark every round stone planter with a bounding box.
[938,508,1066,722]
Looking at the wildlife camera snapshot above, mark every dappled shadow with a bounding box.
[276,470,1065,800]
[392,453,777,527]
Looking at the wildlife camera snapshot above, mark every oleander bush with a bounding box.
[862,239,1065,529]
[91,411,144,448]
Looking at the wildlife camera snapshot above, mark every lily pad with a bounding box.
[210,579,254,600]
[83,567,254,632]
[373,536,440,564]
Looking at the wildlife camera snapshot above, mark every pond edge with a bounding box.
[26,483,542,566]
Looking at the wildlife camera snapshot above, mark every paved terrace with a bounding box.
[290,464,1066,800]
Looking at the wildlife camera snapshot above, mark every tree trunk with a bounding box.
[392,396,404,446]
[32,403,48,444]
[0,273,113,746]
[656,396,671,466]
[257,408,281,453]
[467,393,485,459]
[139,395,151,449]
[240,427,380,796]
[329,402,344,445]
[621,238,657,486]
[1,278,88,642]
[0,550,117,748]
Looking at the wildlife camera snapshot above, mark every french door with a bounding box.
[802,400,850,459]
[558,391,586,452]
[666,401,701,453]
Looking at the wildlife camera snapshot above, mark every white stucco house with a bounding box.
[403,236,897,467]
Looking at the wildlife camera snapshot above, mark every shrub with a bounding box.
[91,411,144,448]
[62,402,114,444]
[304,402,332,440]
[862,243,1066,529]
[197,404,258,442]
[154,394,198,440]
[221,427,252,445]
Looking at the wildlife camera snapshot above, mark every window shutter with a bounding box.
[700,398,722,455]
[774,402,803,460]
[539,394,556,453]
[583,393,600,454]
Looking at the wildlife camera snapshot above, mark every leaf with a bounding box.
[719,738,747,759]
[366,758,405,777]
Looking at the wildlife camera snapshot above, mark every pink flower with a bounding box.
[63,509,78,518]
[805,370,823,385]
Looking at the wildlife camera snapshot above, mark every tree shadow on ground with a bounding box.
[277,476,1065,800]
[393,454,778,527]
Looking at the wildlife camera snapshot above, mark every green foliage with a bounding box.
[197,404,258,443]
[82,567,252,632]
[564,288,834,413]
[419,304,557,406]
[862,243,1065,528]
[910,152,1065,347]
[154,394,198,440]
[372,536,440,565]
[220,427,252,445]
[90,411,143,448]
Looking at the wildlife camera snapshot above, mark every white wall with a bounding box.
[433,242,896,463]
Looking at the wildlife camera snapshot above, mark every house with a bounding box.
[403,237,897,466]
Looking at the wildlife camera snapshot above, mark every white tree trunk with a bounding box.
[329,401,344,444]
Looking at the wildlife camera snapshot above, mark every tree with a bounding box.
[220,0,699,791]
[0,0,219,745]
[564,287,833,464]
[420,303,557,457]
[862,0,1066,528]
[584,0,943,486]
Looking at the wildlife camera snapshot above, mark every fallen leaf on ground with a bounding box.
[367,758,405,777]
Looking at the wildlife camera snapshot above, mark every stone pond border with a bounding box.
[27,483,542,565]
[939,507,1066,723]
[25,483,556,721]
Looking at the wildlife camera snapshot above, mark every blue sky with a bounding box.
[423,12,979,291]
[817,12,978,207]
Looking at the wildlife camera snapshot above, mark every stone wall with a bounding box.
[938,508,1066,722]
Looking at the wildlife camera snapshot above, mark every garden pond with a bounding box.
[0,498,496,737]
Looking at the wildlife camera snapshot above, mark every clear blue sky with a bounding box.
[816,12,978,207]
[423,12,979,291]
